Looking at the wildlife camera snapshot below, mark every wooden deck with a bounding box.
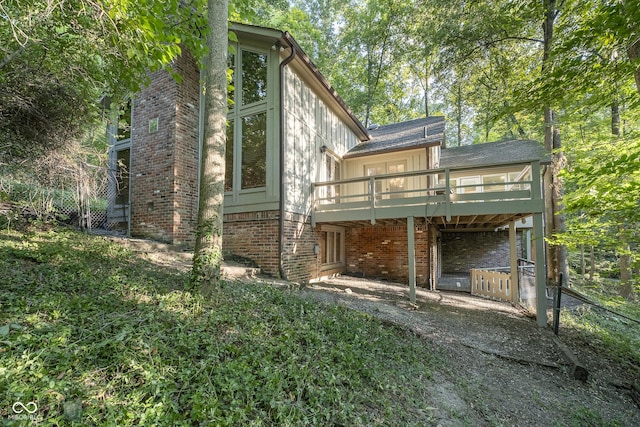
[311,161,549,326]
[311,162,544,230]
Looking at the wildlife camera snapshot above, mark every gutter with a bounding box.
[278,35,296,281]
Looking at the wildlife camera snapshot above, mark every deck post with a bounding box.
[509,221,519,304]
[444,168,451,221]
[531,161,547,327]
[533,211,547,326]
[369,177,376,225]
[311,183,316,228]
[407,216,416,303]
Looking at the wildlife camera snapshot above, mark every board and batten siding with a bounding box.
[339,149,428,201]
[282,66,360,215]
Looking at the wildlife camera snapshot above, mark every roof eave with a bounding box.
[281,32,371,141]
[344,140,442,159]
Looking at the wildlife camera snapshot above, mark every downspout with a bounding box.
[278,35,296,281]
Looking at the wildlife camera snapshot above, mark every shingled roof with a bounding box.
[440,139,550,169]
[343,116,445,159]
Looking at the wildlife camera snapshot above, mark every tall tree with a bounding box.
[339,0,408,126]
[191,0,229,289]
[541,0,570,285]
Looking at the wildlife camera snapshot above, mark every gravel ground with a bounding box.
[298,276,640,426]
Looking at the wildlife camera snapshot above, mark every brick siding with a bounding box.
[130,51,200,245]
[441,230,523,273]
[222,210,323,284]
[345,221,431,286]
[222,210,281,277]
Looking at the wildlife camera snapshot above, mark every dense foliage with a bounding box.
[0,0,207,161]
[0,229,441,425]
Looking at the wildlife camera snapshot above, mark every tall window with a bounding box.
[113,101,131,205]
[226,46,269,193]
[241,112,267,189]
[224,122,234,192]
[115,148,130,205]
[241,51,268,105]
[117,101,132,142]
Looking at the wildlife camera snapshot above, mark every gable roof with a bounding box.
[343,116,445,159]
[440,139,550,169]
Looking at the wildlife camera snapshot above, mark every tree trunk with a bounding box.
[612,101,620,136]
[619,240,633,299]
[626,34,640,94]
[589,245,595,280]
[424,56,430,117]
[542,0,555,282]
[456,81,462,146]
[191,0,228,290]
[552,122,570,286]
[542,0,569,286]
[611,102,633,299]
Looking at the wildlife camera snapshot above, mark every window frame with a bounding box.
[364,160,407,199]
[225,43,271,195]
[320,225,346,269]
[110,101,132,207]
[322,151,341,203]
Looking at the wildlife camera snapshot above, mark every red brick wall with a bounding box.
[130,67,177,243]
[172,51,200,245]
[440,230,523,273]
[130,51,200,245]
[222,211,325,284]
[345,221,431,286]
[281,212,321,283]
[223,210,281,277]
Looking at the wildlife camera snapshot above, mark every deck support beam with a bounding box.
[530,161,547,327]
[509,221,519,304]
[533,211,547,326]
[407,216,416,303]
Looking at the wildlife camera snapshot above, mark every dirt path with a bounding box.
[121,238,639,426]
[299,277,639,426]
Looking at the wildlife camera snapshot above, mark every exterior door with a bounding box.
[365,161,406,199]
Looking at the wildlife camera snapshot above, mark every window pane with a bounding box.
[483,174,506,192]
[367,164,385,199]
[388,163,406,198]
[321,232,328,264]
[242,51,268,105]
[460,177,481,193]
[335,232,341,262]
[241,112,267,189]
[327,232,335,263]
[115,148,130,204]
[117,101,131,141]
[225,120,234,192]
[228,51,236,111]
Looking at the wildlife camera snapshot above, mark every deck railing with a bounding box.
[470,259,536,302]
[311,163,538,225]
[470,269,513,301]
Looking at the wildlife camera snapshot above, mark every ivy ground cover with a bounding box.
[0,228,440,425]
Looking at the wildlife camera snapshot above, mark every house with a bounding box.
[108,22,549,325]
